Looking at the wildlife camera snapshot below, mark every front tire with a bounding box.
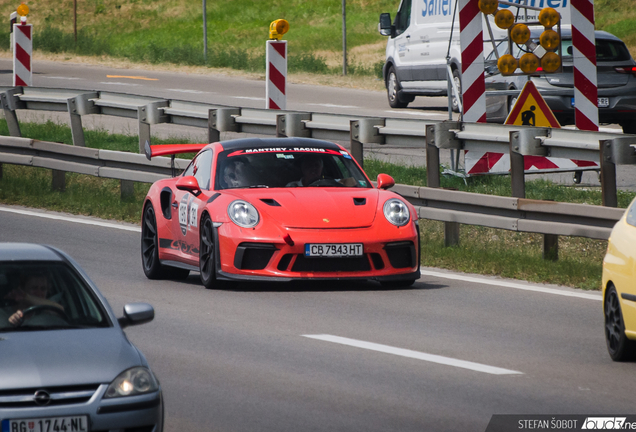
[451,68,462,113]
[199,214,232,290]
[605,285,636,361]
[387,66,410,109]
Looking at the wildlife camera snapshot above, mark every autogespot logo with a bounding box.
[582,418,630,430]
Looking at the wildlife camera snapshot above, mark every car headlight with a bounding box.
[228,200,259,228]
[383,198,410,227]
[104,367,159,398]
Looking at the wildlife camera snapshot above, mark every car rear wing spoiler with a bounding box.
[144,141,208,177]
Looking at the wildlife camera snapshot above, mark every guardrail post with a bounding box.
[599,137,636,207]
[349,118,385,168]
[426,121,462,247]
[0,88,25,137]
[52,170,65,192]
[209,108,241,142]
[137,101,169,153]
[509,128,550,198]
[276,113,311,138]
[67,92,99,148]
[543,234,558,261]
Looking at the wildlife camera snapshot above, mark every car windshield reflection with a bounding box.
[215,149,371,190]
[0,262,110,331]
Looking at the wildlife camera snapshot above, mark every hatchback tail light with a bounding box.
[614,66,636,76]
[531,66,544,77]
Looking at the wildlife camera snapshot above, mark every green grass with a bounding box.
[0,119,626,290]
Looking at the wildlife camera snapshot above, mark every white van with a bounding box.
[378,0,571,115]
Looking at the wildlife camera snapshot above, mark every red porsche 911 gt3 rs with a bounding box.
[141,137,420,288]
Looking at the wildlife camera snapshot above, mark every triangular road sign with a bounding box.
[505,81,561,128]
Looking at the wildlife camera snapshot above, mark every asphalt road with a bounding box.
[0,205,633,432]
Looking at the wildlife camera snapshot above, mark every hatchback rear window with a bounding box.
[561,39,631,62]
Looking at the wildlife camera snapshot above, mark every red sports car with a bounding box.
[141,138,420,288]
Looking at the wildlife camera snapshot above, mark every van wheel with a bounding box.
[451,69,462,113]
[387,66,409,109]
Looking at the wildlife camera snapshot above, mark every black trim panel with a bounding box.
[622,293,636,302]
[98,396,160,414]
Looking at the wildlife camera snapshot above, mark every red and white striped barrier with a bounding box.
[571,0,598,131]
[13,23,32,87]
[458,0,487,123]
[465,151,598,175]
[266,40,286,110]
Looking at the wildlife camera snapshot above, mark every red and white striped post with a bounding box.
[458,0,487,123]
[13,22,32,86]
[571,0,598,131]
[266,40,287,110]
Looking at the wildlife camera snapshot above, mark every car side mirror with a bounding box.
[118,303,154,329]
[377,173,395,190]
[176,175,201,196]
[379,13,392,36]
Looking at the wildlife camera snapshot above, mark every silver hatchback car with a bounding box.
[484,29,636,132]
[0,243,163,432]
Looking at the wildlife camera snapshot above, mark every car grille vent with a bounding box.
[384,241,416,269]
[292,255,371,272]
[0,384,100,408]
[370,253,385,270]
[234,243,277,270]
[93,427,154,432]
[260,199,281,207]
[277,254,294,271]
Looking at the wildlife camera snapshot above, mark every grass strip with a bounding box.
[0,119,624,289]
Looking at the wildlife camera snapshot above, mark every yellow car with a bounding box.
[602,197,636,361]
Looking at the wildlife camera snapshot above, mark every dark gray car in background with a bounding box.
[0,243,163,432]
[484,29,636,132]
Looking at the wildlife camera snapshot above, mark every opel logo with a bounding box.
[33,390,51,406]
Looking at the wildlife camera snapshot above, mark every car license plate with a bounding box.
[571,97,610,108]
[2,416,89,432]
[305,243,363,257]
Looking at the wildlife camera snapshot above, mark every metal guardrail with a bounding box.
[0,136,624,243]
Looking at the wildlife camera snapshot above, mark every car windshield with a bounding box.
[215,148,372,190]
[0,262,110,331]
[487,38,632,63]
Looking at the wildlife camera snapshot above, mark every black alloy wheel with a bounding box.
[142,204,166,279]
[451,68,462,113]
[142,204,189,280]
[199,214,232,290]
[604,285,636,361]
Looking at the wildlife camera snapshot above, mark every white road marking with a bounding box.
[307,103,359,109]
[0,206,140,232]
[45,76,82,80]
[420,269,602,301]
[99,82,140,87]
[232,96,265,101]
[303,334,523,375]
[167,89,215,95]
[385,110,449,117]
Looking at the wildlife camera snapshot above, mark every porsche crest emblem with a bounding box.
[323,219,329,223]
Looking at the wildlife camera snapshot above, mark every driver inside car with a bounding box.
[286,154,357,187]
[5,273,63,326]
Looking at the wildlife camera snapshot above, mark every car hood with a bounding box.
[235,188,380,229]
[0,328,141,389]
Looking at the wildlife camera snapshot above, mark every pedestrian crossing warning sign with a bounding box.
[505,81,561,128]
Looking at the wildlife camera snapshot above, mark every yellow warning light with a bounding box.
[497,54,518,76]
[17,3,29,16]
[269,19,289,40]
[478,0,498,15]
[541,52,561,73]
[540,29,560,51]
[510,23,531,45]
[519,53,540,74]
[538,7,560,27]
[494,9,515,29]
